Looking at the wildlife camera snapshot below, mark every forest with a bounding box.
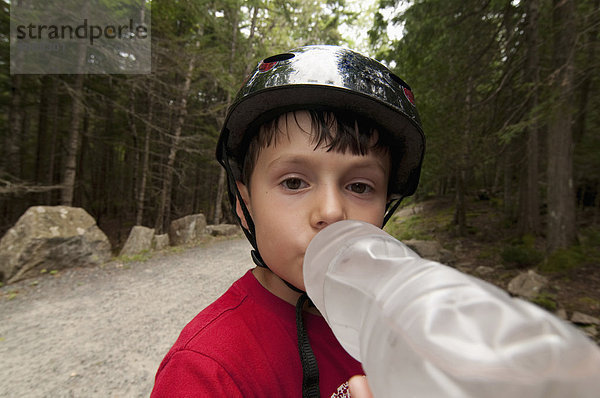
[1,0,599,257]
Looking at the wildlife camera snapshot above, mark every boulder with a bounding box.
[555,308,568,320]
[119,226,155,257]
[571,312,600,326]
[507,270,548,299]
[153,234,169,250]
[168,214,207,246]
[474,265,494,276]
[0,206,112,284]
[580,325,598,339]
[404,239,455,264]
[206,224,241,237]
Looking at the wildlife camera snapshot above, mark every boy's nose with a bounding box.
[311,185,346,229]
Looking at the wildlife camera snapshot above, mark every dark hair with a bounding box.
[241,109,397,191]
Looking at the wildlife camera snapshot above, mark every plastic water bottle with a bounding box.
[303,220,600,398]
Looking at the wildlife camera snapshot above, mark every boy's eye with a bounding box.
[347,182,372,194]
[282,178,306,190]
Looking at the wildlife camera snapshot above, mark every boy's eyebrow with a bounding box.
[268,154,389,175]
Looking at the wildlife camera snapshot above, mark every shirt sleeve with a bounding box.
[151,349,244,397]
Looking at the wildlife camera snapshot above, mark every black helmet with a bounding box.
[217,44,424,199]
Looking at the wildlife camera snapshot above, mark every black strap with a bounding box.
[251,249,267,268]
[219,130,259,250]
[383,196,404,226]
[296,293,320,398]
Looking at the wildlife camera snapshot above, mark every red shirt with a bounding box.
[151,270,363,397]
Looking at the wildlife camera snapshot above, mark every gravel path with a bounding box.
[0,237,252,398]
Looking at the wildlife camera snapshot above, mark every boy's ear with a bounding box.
[235,181,251,230]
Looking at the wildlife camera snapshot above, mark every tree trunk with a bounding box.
[35,76,59,197]
[213,168,226,224]
[155,57,195,233]
[75,109,90,206]
[45,77,60,203]
[573,0,599,144]
[36,76,51,183]
[454,74,474,236]
[518,0,541,236]
[19,100,30,180]
[136,94,154,226]
[547,0,577,252]
[454,169,467,234]
[60,43,87,206]
[503,145,514,219]
[213,9,242,225]
[6,75,23,179]
[128,88,140,215]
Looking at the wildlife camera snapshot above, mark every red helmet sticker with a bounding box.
[258,61,277,72]
[403,87,416,106]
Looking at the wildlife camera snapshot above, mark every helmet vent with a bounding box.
[263,53,295,63]
[388,72,410,89]
[258,53,295,72]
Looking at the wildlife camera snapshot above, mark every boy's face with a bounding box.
[237,111,390,291]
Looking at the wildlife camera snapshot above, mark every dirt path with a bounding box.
[0,238,252,398]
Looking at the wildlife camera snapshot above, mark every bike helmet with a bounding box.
[215,45,425,398]
[217,45,425,245]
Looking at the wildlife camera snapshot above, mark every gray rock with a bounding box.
[168,214,207,246]
[119,226,155,257]
[571,312,600,325]
[0,206,111,284]
[474,265,494,275]
[455,262,474,273]
[555,308,568,320]
[152,234,169,250]
[206,224,241,237]
[579,325,598,339]
[404,239,455,264]
[507,270,548,299]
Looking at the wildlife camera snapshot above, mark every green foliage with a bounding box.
[577,296,600,310]
[521,234,536,247]
[539,227,600,273]
[500,244,543,268]
[385,214,433,240]
[166,245,185,254]
[531,292,558,312]
[384,202,453,241]
[118,250,152,264]
[500,234,543,268]
[476,246,496,261]
[540,248,584,273]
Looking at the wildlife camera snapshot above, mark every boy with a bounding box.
[151,45,424,397]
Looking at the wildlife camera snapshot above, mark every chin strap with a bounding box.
[383,196,404,226]
[296,293,321,398]
[251,250,267,268]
